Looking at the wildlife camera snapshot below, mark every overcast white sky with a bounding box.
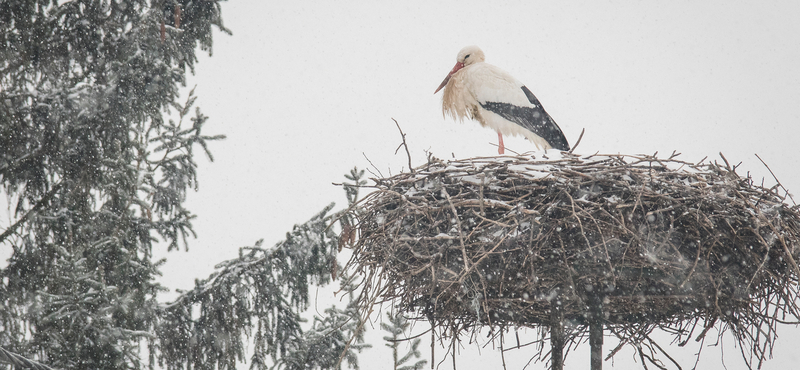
[154,1,800,368]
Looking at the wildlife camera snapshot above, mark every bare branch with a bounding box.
[392,118,414,173]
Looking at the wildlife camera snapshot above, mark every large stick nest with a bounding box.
[346,151,800,365]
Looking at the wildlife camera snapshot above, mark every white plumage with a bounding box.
[435,46,569,154]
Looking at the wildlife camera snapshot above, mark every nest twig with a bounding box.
[345,151,800,368]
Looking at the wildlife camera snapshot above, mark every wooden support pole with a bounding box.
[550,303,564,370]
[589,321,603,370]
[588,293,604,370]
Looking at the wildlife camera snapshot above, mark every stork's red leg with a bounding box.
[497,132,505,154]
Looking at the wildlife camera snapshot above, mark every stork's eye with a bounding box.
[465,54,471,59]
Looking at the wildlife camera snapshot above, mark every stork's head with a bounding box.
[435,45,485,94]
[457,45,485,66]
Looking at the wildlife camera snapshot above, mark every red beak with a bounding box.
[434,62,465,94]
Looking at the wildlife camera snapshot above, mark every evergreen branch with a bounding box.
[0,147,44,180]
[0,346,60,370]
[156,203,351,369]
[0,182,62,245]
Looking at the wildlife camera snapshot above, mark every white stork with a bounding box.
[434,46,569,154]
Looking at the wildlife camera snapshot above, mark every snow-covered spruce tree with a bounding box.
[0,1,227,369]
[157,170,370,370]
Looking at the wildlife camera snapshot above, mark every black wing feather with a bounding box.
[480,86,570,151]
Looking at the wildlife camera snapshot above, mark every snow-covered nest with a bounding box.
[345,151,800,367]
